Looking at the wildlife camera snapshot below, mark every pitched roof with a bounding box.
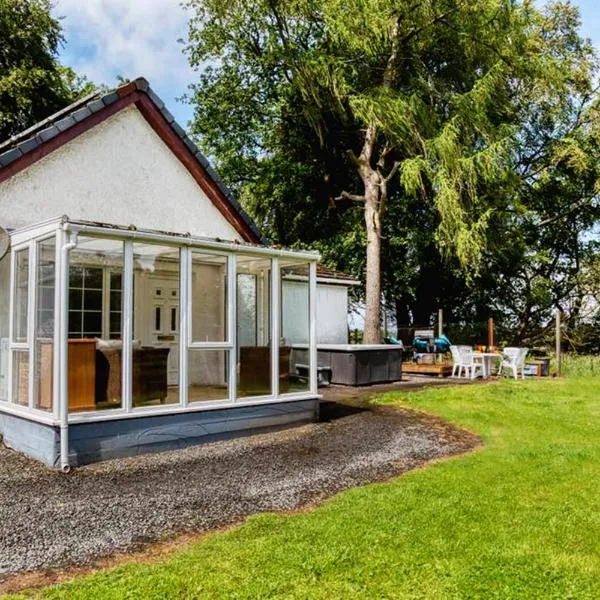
[0,77,263,244]
[317,264,360,285]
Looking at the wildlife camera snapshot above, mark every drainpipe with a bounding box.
[59,225,79,473]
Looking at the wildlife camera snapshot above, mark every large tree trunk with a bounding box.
[363,184,382,343]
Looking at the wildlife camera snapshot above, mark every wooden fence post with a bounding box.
[488,318,494,349]
[555,311,561,378]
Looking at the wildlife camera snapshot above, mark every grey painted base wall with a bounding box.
[0,399,318,468]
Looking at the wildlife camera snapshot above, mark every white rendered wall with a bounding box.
[0,106,241,241]
[282,281,349,345]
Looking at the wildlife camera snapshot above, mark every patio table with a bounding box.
[473,352,502,378]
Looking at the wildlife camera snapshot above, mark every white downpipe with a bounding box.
[59,226,78,473]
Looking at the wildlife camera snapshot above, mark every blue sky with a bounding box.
[54,0,600,132]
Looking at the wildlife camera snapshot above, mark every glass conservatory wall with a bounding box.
[280,261,310,394]
[33,237,56,411]
[12,248,29,406]
[132,242,180,407]
[0,251,10,403]
[236,256,272,398]
[188,251,228,403]
[68,237,124,412]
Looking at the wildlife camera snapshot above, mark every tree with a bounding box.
[0,0,93,141]
[185,0,599,342]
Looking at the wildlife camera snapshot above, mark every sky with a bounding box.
[54,0,600,133]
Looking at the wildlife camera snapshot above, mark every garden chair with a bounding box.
[499,347,529,380]
[451,345,484,379]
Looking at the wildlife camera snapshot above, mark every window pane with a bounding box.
[280,261,310,394]
[236,256,272,398]
[13,248,29,343]
[34,237,56,411]
[0,252,10,402]
[133,243,180,407]
[191,252,227,343]
[188,349,228,402]
[83,267,102,289]
[12,350,29,406]
[69,237,124,412]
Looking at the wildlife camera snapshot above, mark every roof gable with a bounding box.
[0,78,262,244]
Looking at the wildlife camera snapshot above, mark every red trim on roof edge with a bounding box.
[0,85,261,244]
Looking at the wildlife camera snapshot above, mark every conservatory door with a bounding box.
[147,277,180,386]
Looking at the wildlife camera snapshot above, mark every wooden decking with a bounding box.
[402,362,454,378]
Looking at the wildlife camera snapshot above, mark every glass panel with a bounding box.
[188,349,228,402]
[109,271,122,340]
[69,237,124,412]
[280,261,310,394]
[0,252,10,402]
[13,248,29,343]
[191,252,227,343]
[12,350,29,406]
[171,307,177,332]
[133,243,180,407]
[236,256,272,398]
[34,237,56,411]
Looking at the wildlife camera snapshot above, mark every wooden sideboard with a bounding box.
[37,339,97,411]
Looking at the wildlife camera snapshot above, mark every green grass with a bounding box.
[554,353,600,378]
[14,378,600,599]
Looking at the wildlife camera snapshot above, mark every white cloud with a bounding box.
[53,0,195,124]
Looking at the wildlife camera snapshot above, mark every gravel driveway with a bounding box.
[0,402,478,579]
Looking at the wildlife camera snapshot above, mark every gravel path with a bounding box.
[0,403,478,578]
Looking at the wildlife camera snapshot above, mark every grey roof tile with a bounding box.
[55,116,76,132]
[72,107,92,123]
[0,147,23,167]
[102,92,120,106]
[17,137,40,154]
[147,88,165,110]
[195,152,210,168]
[135,77,149,91]
[88,99,105,113]
[183,137,198,154]
[171,121,186,139]
[160,107,175,124]
[38,126,59,142]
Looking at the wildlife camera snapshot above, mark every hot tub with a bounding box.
[292,344,403,386]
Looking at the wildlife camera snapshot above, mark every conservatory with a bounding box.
[0,216,318,470]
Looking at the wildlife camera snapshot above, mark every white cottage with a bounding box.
[0,78,343,470]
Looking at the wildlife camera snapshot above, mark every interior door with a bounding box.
[149,279,179,386]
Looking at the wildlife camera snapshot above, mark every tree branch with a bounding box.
[383,160,402,183]
[335,191,366,203]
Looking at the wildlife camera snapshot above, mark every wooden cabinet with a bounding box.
[67,339,96,411]
[37,339,97,411]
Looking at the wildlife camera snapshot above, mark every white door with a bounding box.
[148,279,180,386]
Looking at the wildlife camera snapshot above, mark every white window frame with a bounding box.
[0,217,320,426]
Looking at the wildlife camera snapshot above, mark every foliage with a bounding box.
[183,0,600,344]
[0,0,94,142]
[21,378,600,598]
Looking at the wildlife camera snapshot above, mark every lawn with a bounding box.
[14,377,600,599]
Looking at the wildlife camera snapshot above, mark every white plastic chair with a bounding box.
[450,345,461,377]
[451,345,483,379]
[499,347,529,380]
